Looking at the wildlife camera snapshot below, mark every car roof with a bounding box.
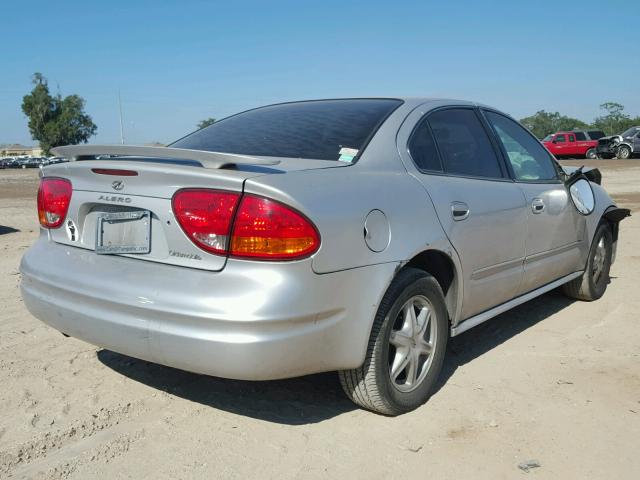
[262,97,490,109]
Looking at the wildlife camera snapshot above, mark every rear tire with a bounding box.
[562,222,612,301]
[585,148,597,160]
[339,268,449,415]
[616,145,631,160]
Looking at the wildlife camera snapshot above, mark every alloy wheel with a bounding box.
[592,236,607,284]
[388,295,437,392]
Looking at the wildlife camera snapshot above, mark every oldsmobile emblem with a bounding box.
[111,180,125,191]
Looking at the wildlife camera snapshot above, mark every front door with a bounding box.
[553,133,568,156]
[404,107,527,320]
[482,110,586,294]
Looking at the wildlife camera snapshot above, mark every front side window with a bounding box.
[484,111,558,181]
[555,134,566,143]
[171,99,402,161]
[427,109,504,179]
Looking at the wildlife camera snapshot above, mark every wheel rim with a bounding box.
[586,149,596,159]
[618,148,630,159]
[388,295,437,393]
[592,236,607,284]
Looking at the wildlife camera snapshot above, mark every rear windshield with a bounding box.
[170,99,402,161]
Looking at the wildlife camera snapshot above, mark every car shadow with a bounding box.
[435,289,575,394]
[97,350,356,425]
[98,289,578,424]
[0,225,20,235]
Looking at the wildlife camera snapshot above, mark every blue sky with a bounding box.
[1,0,638,146]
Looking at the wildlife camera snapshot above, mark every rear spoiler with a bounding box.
[50,145,280,169]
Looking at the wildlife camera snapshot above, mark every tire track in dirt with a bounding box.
[0,401,147,477]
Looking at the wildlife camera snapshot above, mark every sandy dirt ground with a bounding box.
[1,163,639,479]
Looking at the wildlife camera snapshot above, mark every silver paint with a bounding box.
[21,98,621,381]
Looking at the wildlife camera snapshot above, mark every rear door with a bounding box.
[573,131,593,156]
[567,133,578,156]
[404,107,527,320]
[482,110,586,294]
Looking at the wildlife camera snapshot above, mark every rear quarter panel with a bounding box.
[243,162,455,275]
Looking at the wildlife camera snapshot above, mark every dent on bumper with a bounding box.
[20,238,398,380]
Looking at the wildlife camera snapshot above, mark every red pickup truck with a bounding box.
[542,131,598,159]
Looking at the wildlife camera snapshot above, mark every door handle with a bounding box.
[451,202,470,221]
[531,198,545,214]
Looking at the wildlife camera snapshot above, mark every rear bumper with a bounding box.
[20,236,398,380]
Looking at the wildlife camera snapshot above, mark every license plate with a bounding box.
[96,211,151,254]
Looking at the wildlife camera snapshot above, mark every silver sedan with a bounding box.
[20,98,629,415]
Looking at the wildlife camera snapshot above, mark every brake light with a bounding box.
[171,190,320,260]
[230,195,320,260]
[91,168,138,176]
[37,177,72,228]
[172,189,241,255]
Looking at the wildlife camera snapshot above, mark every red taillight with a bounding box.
[172,189,241,255]
[230,195,320,260]
[171,190,320,260]
[37,177,72,229]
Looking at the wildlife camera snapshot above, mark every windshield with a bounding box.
[542,134,553,142]
[621,127,640,138]
[171,99,403,161]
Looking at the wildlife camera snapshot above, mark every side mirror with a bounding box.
[552,139,558,144]
[569,178,595,215]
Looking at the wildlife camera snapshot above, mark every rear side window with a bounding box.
[408,120,442,171]
[484,111,558,181]
[427,109,504,179]
[170,99,402,161]
[569,134,575,142]
[574,131,587,141]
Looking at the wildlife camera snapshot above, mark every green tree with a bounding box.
[197,117,216,129]
[519,110,589,139]
[21,73,97,155]
[592,102,639,135]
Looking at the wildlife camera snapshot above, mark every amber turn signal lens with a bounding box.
[230,195,320,260]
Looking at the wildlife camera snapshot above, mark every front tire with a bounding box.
[339,268,449,415]
[562,222,612,301]
[616,145,631,160]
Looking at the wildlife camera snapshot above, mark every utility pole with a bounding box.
[118,90,125,144]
